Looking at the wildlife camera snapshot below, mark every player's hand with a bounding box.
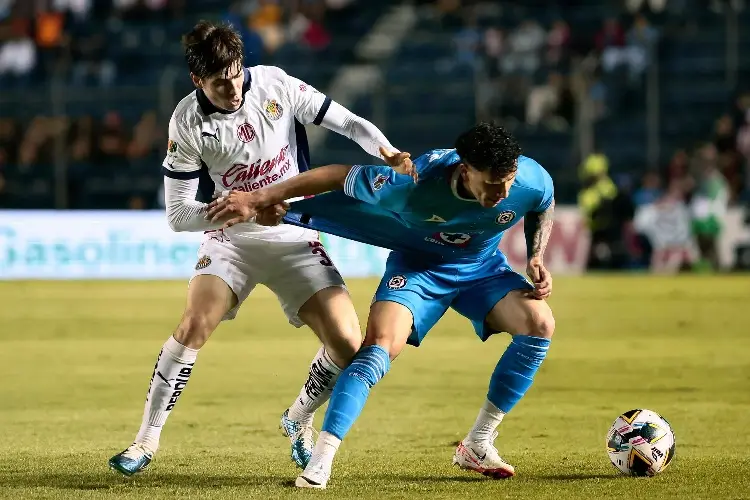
[380,146,417,182]
[526,257,552,300]
[255,202,290,226]
[206,190,266,228]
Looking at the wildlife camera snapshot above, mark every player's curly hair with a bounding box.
[455,122,522,176]
[182,21,244,79]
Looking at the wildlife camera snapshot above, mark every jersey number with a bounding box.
[309,241,333,267]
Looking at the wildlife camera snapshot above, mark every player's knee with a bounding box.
[323,323,361,368]
[523,305,555,339]
[174,312,216,349]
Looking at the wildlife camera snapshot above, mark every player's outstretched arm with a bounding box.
[524,199,555,299]
[206,164,353,227]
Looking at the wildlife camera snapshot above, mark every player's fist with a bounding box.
[526,257,552,300]
[380,146,417,182]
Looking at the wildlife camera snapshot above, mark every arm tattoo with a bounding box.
[524,199,555,260]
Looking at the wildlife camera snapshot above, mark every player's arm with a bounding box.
[207,151,415,227]
[281,70,416,179]
[161,114,228,232]
[524,168,555,299]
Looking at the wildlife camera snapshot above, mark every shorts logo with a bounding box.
[263,99,284,121]
[496,210,515,225]
[195,255,212,270]
[237,122,256,143]
[373,174,388,190]
[167,139,178,153]
[386,275,407,290]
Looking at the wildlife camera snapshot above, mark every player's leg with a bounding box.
[262,238,360,468]
[297,255,453,488]
[451,268,554,478]
[109,239,250,476]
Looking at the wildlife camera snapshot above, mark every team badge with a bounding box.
[195,255,212,270]
[237,122,256,143]
[167,139,178,154]
[263,99,284,120]
[372,174,388,190]
[496,210,515,225]
[386,275,407,290]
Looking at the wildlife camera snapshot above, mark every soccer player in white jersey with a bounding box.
[108,20,411,476]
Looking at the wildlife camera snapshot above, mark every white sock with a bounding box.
[287,347,343,425]
[134,335,198,452]
[467,399,505,443]
[304,431,341,475]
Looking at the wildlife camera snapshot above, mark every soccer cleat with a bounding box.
[280,409,316,469]
[108,442,154,477]
[295,461,331,489]
[452,432,515,479]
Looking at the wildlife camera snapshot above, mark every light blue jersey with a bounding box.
[286,149,553,265]
[284,149,554,346]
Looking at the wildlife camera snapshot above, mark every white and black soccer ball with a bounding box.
[606,409,676,477]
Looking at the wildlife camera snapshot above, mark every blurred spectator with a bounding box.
[222,2,264,66]
[595,17,625,61]
[69,115,94,162]
[250,0,285,53]
[95,111,127,162]
[545,19,570,69]
[633,170,663,206]
[625,0,668,13]
[438,11,481,73]
[624,14,658,81]
[501,19,545,76]
[525,71,573,130]
[690,157,729,271]
[0,19,37,85]
[126,111,159,160]
[713,114,736,154]
[667,148,693,201]
[578,150,619,269]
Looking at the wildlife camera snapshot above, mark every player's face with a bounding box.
[461,164,516,208]
[192,62,244,112]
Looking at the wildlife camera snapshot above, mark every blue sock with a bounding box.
[488,335,551,413]
[321,345,390,440]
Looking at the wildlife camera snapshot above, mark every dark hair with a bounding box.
[182,21,244,79]
[454,122,522,176]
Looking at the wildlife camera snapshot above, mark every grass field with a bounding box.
[1,276,749,499]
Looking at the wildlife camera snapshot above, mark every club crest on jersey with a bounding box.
[263,99,284,121]
[372,174,388,190]
[386,275,407,290]
[237,122,256,143]
[425,232,472,247]
[496,210,515,225]
[195,255,212,270]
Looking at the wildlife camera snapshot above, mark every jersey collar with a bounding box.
[196,67,252,116]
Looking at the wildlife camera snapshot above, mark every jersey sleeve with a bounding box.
[534,166,555,212]
[281,70,331,125]
[161,113,203,179]
[343,164,415,211]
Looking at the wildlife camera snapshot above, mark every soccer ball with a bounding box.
[606,409,676,477]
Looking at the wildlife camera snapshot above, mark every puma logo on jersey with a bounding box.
[202,128,220,142]
[424,214,446,223]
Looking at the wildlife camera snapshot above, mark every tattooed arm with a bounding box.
[524,198,556,261]
[524,199,555,299]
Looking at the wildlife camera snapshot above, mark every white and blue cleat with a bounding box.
[280,410,316,469]
[108,443,154,477]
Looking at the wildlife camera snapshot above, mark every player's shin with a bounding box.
[299,344,390,485]
[470,335,550,442]
[134,335,198,452]
[287,346,343,425]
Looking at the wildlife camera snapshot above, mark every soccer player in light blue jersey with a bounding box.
[208,123,556,489]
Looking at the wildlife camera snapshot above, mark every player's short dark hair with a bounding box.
[455,122,522,177]
[182,21,244,80]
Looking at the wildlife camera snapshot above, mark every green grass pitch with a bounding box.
[1,275,749,499]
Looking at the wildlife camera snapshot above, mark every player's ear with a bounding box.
[190,73,202,89]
